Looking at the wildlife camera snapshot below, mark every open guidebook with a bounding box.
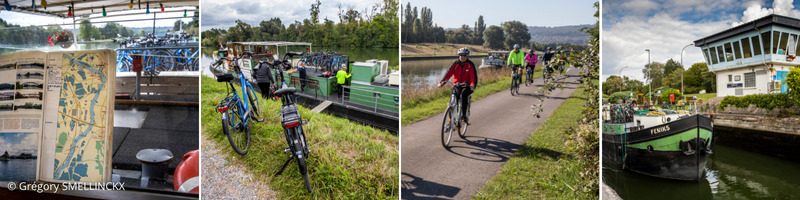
[0,49,115,183]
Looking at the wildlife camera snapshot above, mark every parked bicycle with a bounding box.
[211,52,263,155]
[441,82,470,148]
[273,85,313,192]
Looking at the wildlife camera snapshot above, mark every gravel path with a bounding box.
[201,133,278,199]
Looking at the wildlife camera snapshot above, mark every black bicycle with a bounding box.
[273,85,312,192]
[441,82,470,148]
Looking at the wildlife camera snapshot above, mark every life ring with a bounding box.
[173,150,199,193]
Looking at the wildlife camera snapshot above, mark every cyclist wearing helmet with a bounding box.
[543,47,554,65]
[525,49,538,77]
[507,44,525,87]
[439,47,478,123]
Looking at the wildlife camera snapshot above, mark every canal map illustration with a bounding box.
[53,53,109,182]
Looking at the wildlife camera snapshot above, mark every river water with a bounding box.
[603,144,800,199]
[401,57,457,89]
[0,159,37,181]
[200,47,399,77]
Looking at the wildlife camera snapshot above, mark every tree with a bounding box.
[664,58,681,75]
[473,15,485,45]
[502,20,530,49]
[684,62,710,94]
[643,62,665,89]
[662,68,683,90]
[603,75,624,95]
[310,0,322,25]
[78,20,101,41]
[623,76,645,94]
[483,25,504,50]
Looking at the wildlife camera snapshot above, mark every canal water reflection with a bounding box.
[603,144,800,199]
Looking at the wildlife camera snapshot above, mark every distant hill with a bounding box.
[444,24,591,45]
[528,24,591,45]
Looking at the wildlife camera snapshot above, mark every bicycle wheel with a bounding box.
[441,106,455,148]
[245,86,263,120]
[510,76,516,96]
[294,132,312,192]
[224,101,250,155]
[457,103,468,139]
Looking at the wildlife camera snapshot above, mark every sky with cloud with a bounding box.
[0,132,38,156]
[602,0,800,81]
[200,0,384,31]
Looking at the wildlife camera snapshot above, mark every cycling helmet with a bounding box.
[457,47,470,56]
[547,47,551,50]
[529,49,535,53]
[513,44,520,49]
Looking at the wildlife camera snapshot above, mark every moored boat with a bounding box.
[602,104,714,181]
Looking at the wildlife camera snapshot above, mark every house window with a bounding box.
[703,48,711,65]
[752,36,762,56]
[744,72,756,87]
[717,45,726,62]
[724,43,734,61]
[733,41,742,59]
[735,75,741,81]
[761,32,771,54]
[710,47,719,64]
[779,32,790,55]
[772,31,780,54]
[728,74,732,82]
[741,37,752,58]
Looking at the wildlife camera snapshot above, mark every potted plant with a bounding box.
[787,54,795,61]
[47,30,73,49]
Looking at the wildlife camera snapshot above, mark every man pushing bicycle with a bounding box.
[438,47,477,123]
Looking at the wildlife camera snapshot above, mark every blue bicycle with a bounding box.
[510,65,520,95]
[212,52,263,155]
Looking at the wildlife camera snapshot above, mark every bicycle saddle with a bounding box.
[216,73,233,82]
[274,87,297,96]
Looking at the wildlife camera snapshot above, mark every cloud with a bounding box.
[733,0,800,26]
[0,132,38,156]
[602,13,732,81]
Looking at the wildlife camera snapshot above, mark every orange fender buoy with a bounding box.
[173,150,199,193]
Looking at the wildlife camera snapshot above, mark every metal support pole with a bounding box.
[153,12,156,34]
[681,44,693,100]
[646,49,651,105]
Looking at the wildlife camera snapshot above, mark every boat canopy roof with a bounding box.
[227,41,312,47]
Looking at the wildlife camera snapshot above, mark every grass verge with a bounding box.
[473,84,596,200]
[402,68,543,125]
[200,76,399,199]
[684,93,716,101]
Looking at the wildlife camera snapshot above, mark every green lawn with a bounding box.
[201,76,398,199]
[401,69,543,126]
[684,93,716,101]
[474,84,596,200]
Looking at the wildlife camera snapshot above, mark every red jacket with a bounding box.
[441,60,477,87]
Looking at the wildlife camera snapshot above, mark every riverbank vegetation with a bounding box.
[201,0,398,48]
[200,76,398,199]
[401,2,588,52]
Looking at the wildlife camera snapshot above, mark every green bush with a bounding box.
[719,93,793,111]
[659,89,682,103]
[607,91,633,104]
[787,66,800,104]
